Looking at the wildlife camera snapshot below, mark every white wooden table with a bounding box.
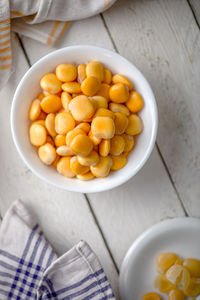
[0,0,199,297]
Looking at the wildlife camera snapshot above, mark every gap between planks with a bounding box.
[15,33,119,274]
[84,193,120,274]
[98,13,189,217]
[187,0,200,28]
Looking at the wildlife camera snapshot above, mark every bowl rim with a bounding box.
[11,45,158,193]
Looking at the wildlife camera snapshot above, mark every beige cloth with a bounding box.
[0,0,116,88]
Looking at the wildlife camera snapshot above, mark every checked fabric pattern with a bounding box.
[0,200,115,300]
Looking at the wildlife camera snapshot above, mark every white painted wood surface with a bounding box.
[0,0,199,298]
[0,35,118,296]
[102,0,200,216]
[89,147,185,267]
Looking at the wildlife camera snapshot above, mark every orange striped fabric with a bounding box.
[0,25,11,32]
[53,21,70,46]
[0,64,11,70]
[46,21,61,46]
[0,32,10,39]
[0,39,10,47]
[10,11,24,17]
[0,19,10,24]
[0,55,12,61]
[0,46,11,54]
[0,18,12,72]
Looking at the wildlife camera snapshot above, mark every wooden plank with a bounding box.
[102,0,200,217]
[189,0,200,25]
[0,35,118,295]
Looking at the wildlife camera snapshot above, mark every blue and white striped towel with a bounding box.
[0,200,115,300]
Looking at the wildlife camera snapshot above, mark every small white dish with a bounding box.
[11,45,158,193]
[119,217,200,300]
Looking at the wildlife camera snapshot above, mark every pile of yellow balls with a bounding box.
[29,61,144,180]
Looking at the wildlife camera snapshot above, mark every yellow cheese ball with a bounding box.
[81,76,101,96]
[57,157,75,178]
[45,113,56,137]
[112,74,133,90]
[55,134,66,147]
[77,64,86,83]
[29,123,47,146]
[99,139,110,157]
[55,112,75,135]
[111,154,127,170]
[38,143,56,165]
[90,156,112,178]
[97,83,110,100]
[70,134,93,157]
[77,150,99,166]
[90,96,108,109]
[70,156,90,175]
[29,99,41,121]
[86,61,104,82]
[56,145,74,156]
[103,68,112,84]
[125,114,143,135]
[109,102,130,116]
[114,112,128,135]
[61,92,72,111]
[62,82,81,94]
[66,128,86,146]
[75,122,91,134]
[110,135,125,156]
[91,116,115,139]
[88,130,102,146]
[94,108,114,120]
[41,95,62,113]
[142,292,162,300]
[109,83,129,103]
[122,134,134,152]
[40,73,62,94]
[56,64,77,82]
[69,95,95,121]
[126,91,144,113]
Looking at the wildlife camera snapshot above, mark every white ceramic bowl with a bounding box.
[11,45,158,193]
[119,217,200,300]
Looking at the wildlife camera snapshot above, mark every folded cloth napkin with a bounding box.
[0,0,116,88]
[0,200,115,299]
